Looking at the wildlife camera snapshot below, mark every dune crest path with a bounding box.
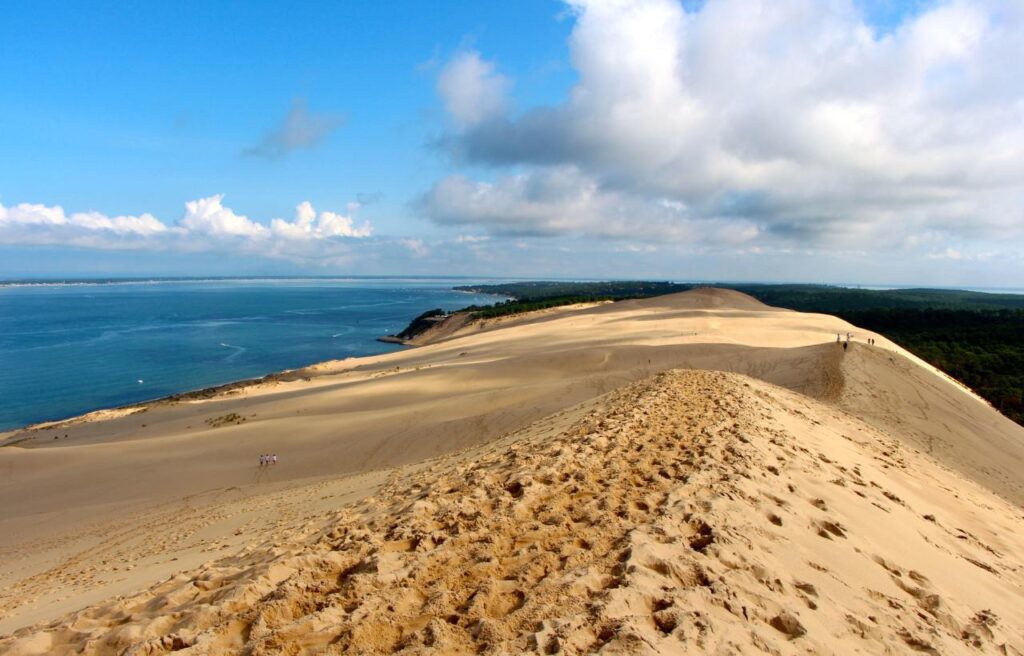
[5,370,1021,655]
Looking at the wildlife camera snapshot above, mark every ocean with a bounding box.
[0,278,504,431]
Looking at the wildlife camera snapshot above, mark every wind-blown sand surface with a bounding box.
[1,289,1022,654]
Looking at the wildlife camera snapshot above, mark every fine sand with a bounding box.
[1,289,1022,654]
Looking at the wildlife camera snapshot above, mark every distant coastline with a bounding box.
[0,275,509,289]
[3,275,1024,295]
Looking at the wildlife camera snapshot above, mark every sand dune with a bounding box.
[4,370,1022,654]
[838,341,1024,503]
[1,289,1022,652]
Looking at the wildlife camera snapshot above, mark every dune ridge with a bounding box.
[3,369,1022,654]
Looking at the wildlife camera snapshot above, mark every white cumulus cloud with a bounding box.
[270,201,373,240]
[180,195,269,239]
[424,0,1024,254]
[437,51,510,127]
[0,202,168,237]
[0,196,373,262]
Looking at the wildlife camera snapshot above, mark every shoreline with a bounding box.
[1,298,588,438]
[3,302,500,438]
[2,290,517,437]
[1,361,338,439]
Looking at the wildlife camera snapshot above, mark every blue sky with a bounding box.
[2,0,1022,285]
[1,2,569,223]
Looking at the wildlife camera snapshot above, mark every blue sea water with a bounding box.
[0,278,504,430]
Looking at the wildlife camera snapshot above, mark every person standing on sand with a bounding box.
[837,333,841,342]
[272,454,277,465]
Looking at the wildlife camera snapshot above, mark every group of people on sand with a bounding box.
[836,332,878,350]
[259,453,277,466]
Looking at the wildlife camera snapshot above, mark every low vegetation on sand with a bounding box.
[394,309,446,340]
[205,413,246,428]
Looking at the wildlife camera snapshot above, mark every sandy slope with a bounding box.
[3,370,1022,655]
[838,342,1024,503]
[1,288,1022,649]
[401,302,610,346]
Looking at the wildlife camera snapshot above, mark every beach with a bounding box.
[2,288,1022,654]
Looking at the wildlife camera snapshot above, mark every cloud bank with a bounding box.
[0,196,373,262]
[422,0,1024,254]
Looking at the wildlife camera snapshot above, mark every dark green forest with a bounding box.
[832,308,1024,423]
[455,281,695,319]
[720,286,1024,423]
[395,308,446,340]
[456,282,1024,425]
[460,296,614,318]
[455,281,691,301]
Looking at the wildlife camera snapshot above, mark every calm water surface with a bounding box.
[0,278,503,430]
